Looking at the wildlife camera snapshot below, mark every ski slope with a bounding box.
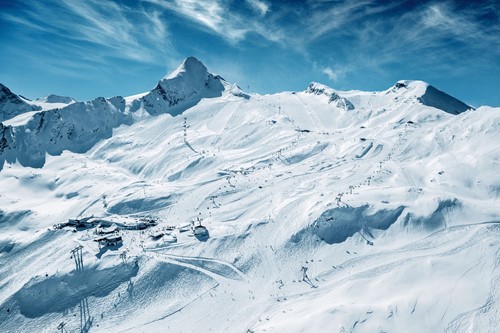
[0,57,499,333]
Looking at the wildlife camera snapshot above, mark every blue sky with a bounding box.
[0,0,498,107]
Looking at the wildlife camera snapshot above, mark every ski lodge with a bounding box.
[94,235,123,248]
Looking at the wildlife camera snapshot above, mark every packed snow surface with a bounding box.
[0,57,499,333]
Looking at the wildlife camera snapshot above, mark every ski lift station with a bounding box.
[94,235,123,248]
[191,217,208,236]
[192,224,208,235]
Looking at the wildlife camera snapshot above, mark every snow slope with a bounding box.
[0,57,498,333]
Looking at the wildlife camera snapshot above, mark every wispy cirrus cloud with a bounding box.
[299,0,500,83]
[149,0,247,41]
[143,0,498,79]
[1,0,174,66]
[145,0,282,43]
[420,2,499,46]
[385,2,497,69]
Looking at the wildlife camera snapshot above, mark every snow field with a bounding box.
[0,58,499,332]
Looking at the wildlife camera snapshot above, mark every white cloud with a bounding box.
[322,67,338,81]
[320,65,352,83]
[245,0,270,16]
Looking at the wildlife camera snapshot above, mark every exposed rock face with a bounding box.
[0,83,41,122]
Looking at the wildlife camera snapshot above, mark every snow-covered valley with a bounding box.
[0,57,499,333]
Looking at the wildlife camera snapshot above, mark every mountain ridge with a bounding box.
[0,58,483,171]
[0,58,476,122]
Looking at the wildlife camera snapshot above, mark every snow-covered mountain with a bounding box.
[0,57,498,333]
[36,94,76,104]
[0,57,229,169]
[0,84,41,122]
[388,80,472,115]
[32,94,77,111]
[127,56,227,117]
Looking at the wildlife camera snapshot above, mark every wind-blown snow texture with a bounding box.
[0,57,499,333]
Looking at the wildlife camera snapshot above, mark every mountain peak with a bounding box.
[390,80,472,114]
[129,57,226,116]
[306,82,354,110]
[392,80,430,93]
[164,56,209,80]
[36,94,76,104]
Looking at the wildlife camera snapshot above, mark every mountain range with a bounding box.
[0,57,498,333]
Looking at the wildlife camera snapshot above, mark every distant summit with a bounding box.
[36,94,76,104]
[305,80,472,116]
[389,80,472,115]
